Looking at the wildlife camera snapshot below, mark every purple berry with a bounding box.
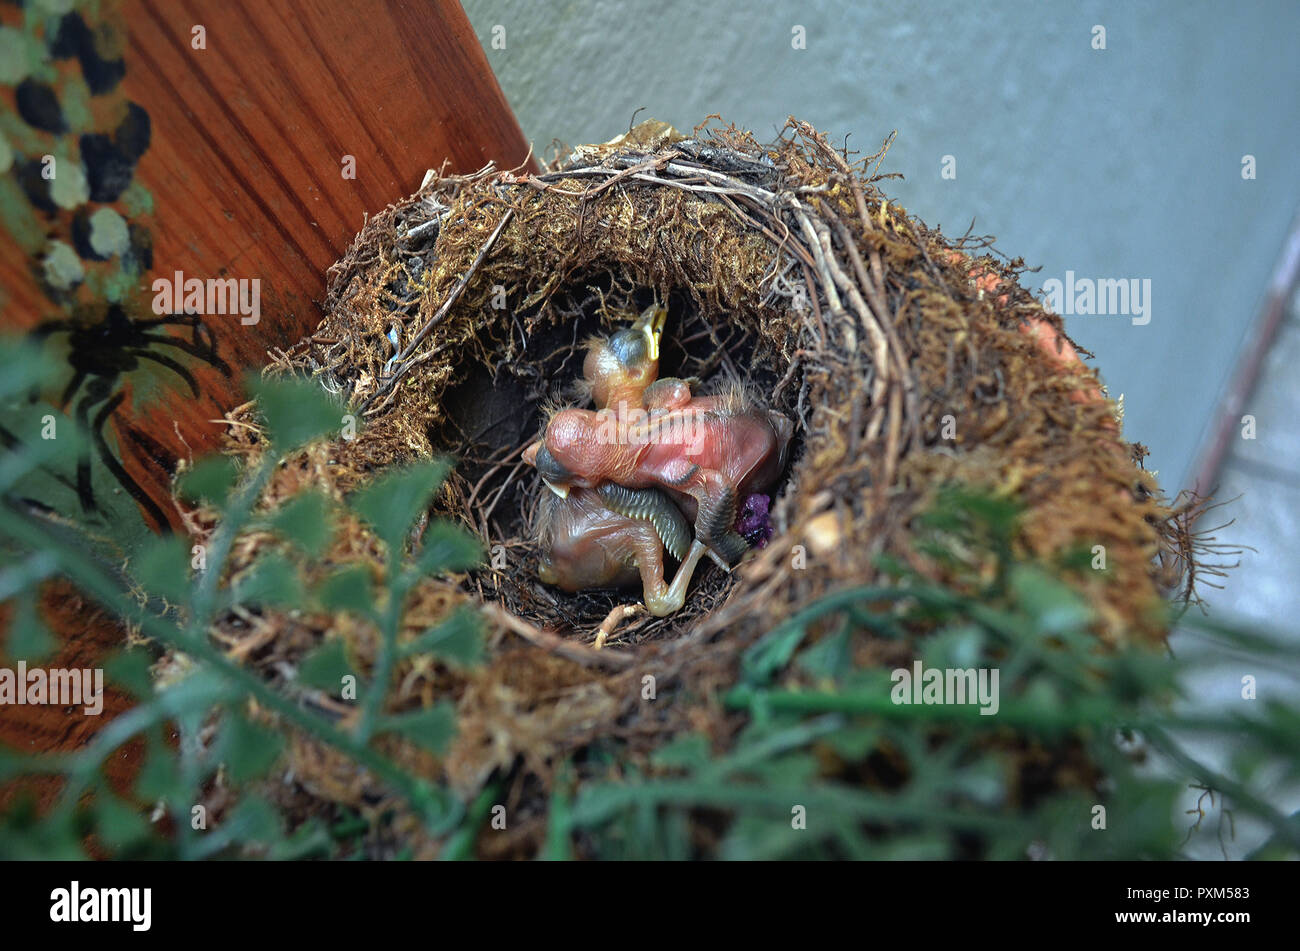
[736,493,772,548]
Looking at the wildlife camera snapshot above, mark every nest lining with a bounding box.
[168,117,1207,857]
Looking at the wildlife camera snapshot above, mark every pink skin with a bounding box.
[537,488,664,591]
[527,309,706,613]
[642,378,695,412]
[535,401,792,560]
[535,486,706,616]
[525,306,793,611]
[540,404,789,500]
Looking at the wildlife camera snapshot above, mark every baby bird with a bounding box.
[581,303,705,417]
[527,305,793,616]
[533,308,793,566]
[532,396,792,565]
[526,305,708,616]
[533,481,708,617]
[581,304,666,411]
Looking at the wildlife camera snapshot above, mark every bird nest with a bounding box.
[172,117,1205,857]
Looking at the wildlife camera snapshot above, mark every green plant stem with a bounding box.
[698,714,845,781]
[189,454,276,627]
[1142,724,1300,851]
[439,782,501,861]
[0,505,451,830]
[725,684,1115,731]
[356,556,408,743]
[771,584,962,637]
[573,779,1022,834]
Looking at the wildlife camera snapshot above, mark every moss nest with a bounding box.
[169,117,1204,857]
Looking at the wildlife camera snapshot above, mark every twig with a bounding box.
[593,603,644,650]
[357,208,515,415]
[482,603,635,670]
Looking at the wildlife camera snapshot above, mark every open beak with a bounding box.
[634,305,666,363]
[532,443,575,499]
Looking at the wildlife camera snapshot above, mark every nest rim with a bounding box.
[174,116,1208,855]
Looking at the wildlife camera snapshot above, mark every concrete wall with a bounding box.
[462,0,1300,490]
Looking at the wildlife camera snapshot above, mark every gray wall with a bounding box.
[462,0,1300,491]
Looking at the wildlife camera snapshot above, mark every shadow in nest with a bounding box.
[431,277,806,646]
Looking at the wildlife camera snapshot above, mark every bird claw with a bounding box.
[644,539,710,616]
[706,548,733,572]
[701,526,749,567]
[593,603,644,649]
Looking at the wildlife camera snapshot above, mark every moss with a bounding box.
[174,117,1205,856]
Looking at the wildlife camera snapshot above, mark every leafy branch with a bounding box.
[0,353,485,858]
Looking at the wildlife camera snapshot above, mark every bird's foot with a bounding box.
[593,602,644,649]
[644,539,710,616]
[697,483,750,566]
[707,529,750,566]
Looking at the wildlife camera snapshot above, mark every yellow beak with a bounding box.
[542,478,569,499]
[634,305,666,362]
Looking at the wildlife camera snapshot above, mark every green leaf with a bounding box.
[410,780,464,836]
[232,552,303,608]
[6,594,56,663]
[952,759,1006,808]
[351,459,450,548]
[314,563,374,615]
[542,768,574,861]
[134,731,181,803]
[223,794,282,845]
[154,669,235,717]
[1009,566,1092,635]
[0,550,58,602]
[0,388,90,496]
[379,701,456,755]
[267,491,335,555]
[298,638,357,696]
[650,733,711,771]
[94,791,150,853]
[250,374,344,449]
[0,799,87,860]
[219,711,285,783]
[869,831,948,861]
[401,605,485,667]
[414,521,483,576]
[873,552,914,580]
[0,747,30,783]
[176,455,241,506]
[741,622,807,686]
[796,626,852,680]
[818,724,881,761]
[570,782,646,826]
[719,814,807,861]
[103,648,155,699]
[266,818,333,860]
[0,433,81,495]
[132,534,192,602]
[921,487,1020,543]
[737,751,820,786]
[0,336,60,399]
[923,623,986,670]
